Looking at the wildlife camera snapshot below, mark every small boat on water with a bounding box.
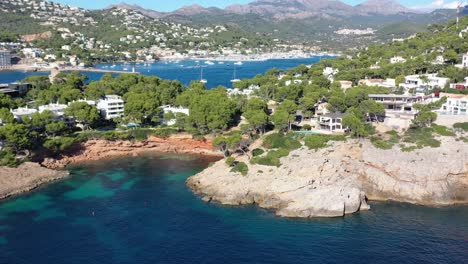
[199,67,207,84]
[218,61,224,64]
[205,61,215,65]
[230,65,241,83]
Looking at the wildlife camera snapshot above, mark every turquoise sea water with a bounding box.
[0,57,328,88]
[0,154,467,264]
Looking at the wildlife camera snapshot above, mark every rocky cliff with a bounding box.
[187,138,467,218]
[41,134,220,169]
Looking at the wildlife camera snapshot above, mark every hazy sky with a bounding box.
[53,0,463,12]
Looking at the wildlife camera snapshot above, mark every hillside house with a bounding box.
[400,74,449,90]
[390,56,406,64]
[449,77,468,90]
[318,113,345,133]
[160,105,189,125]
[439,93,468,115]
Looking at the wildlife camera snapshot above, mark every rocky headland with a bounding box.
[41,134,221,169]
[187,138,468,218]
[0,162,69,200]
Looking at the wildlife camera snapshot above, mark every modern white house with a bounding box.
[390,56,407,64]
[318,113,346,133]
[368,94,432,130]
[439,93,468,115]
[359,78,396,88]
[463,53,468,68]
[38,103,68,118]
[227,85,260,97]
[97,95,125,120]
[161,105,189,125]
[10,107,38,122]
[323,67,339,82]
[400,74,450,90]
[368,94,429,114]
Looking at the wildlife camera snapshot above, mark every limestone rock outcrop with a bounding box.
[187,138,467,218]
[0,162,69,200]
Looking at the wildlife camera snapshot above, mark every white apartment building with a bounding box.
[463,53,468,68]
[400,74,450,90]
[439,93,468,115]
[97,95,125,120]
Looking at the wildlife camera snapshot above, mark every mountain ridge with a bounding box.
[107,0,421,19]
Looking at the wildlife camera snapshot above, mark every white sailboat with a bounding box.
[230,65,241,83]
[200,67,207,84]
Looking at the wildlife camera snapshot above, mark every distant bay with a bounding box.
[0,57,329,87]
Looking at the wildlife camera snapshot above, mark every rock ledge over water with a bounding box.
[0,162,69,200]
[187,138,467,218]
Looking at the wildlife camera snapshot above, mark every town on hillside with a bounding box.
[0,0,320,70]
[0,2,467,169]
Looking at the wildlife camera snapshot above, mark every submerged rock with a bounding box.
[187,138,467,218]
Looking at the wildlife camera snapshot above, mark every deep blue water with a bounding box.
[1,154,467,264]
[0,57,327,88]
[0,71,49,84]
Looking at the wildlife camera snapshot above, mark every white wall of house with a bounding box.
[161,105,189,125]
[97,95,125,120]
[440,96,468,115]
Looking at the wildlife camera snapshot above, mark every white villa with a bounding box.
[359,78,396,88]
[227,85,260,97]
[10,107,37,121]
[318,113,346,133]
[323,67,339,82]
[38,103,68,118]
[368,94,429,115]
[161,105,189,125]
[439,93,468,115]
[400,74,450,90]
[368,94,432,130]
[96,95,125,120]
[390,56,406,64]
[463,53,468,68]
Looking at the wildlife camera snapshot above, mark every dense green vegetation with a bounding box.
[2,17,468,169]
[304,134,346,150]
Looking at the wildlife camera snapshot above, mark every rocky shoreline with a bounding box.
[41,134,221,169]
[187,138,468,218]
[0,162,69,200]
[0,134,221,201]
